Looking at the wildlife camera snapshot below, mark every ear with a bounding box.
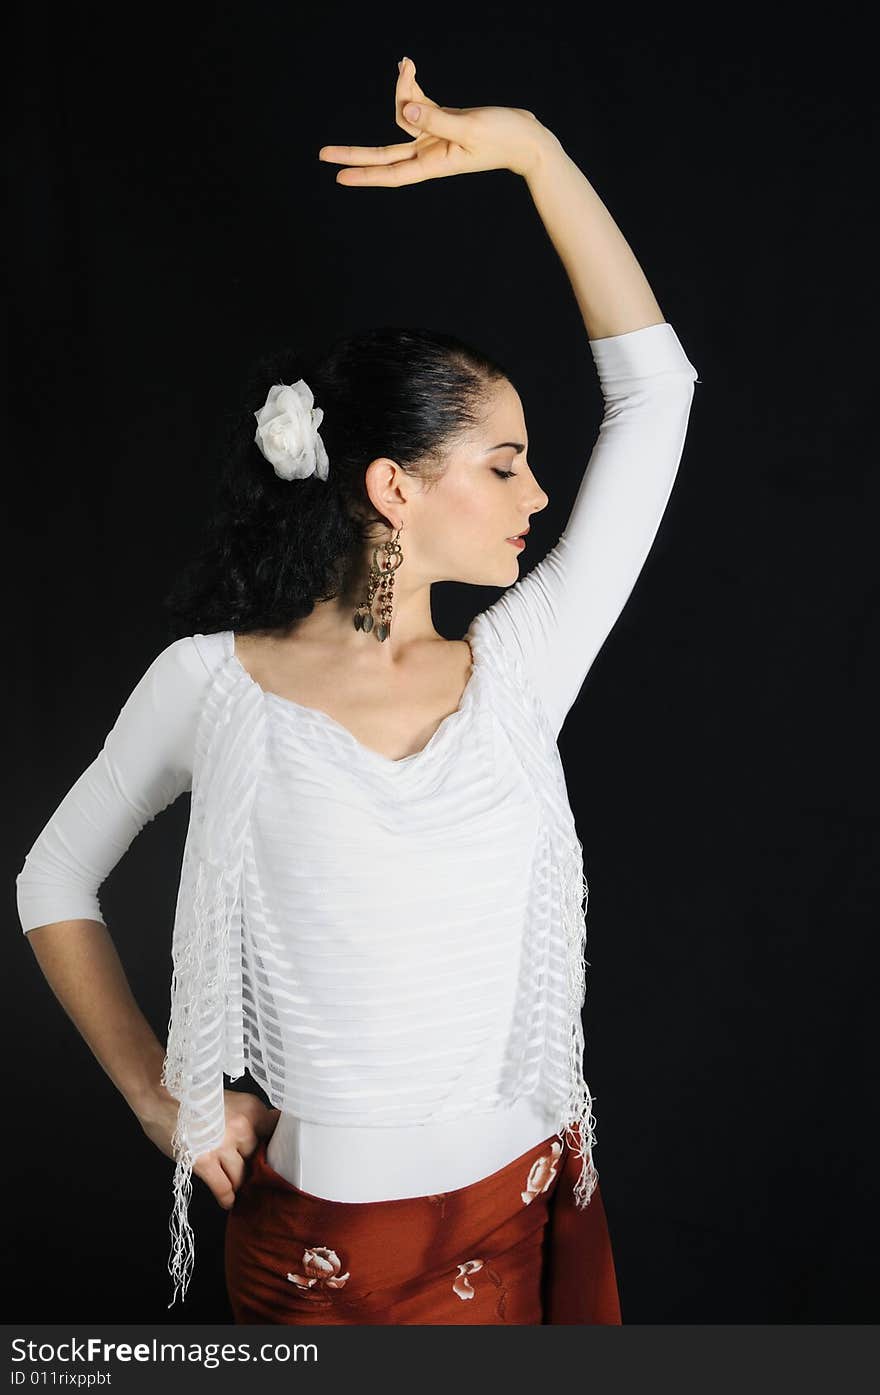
[363,455,410,519]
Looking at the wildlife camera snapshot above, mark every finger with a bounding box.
[396,69,429,107]
[396,57,434,136]
[397,55,429,100]
[197,1155,237,1210]
[334,157,436,188]
[400,101,470,145]
[218,1147,246,1193]
[318,142,417,167]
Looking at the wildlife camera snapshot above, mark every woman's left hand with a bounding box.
[318,56,558,184]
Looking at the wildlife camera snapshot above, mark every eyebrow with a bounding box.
[483,441,526,455]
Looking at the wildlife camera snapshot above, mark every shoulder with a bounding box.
[113,631,232,729]
[188,630,233,678]
[102,632,234,785]
[143,631,231,686]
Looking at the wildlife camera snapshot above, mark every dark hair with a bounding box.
[162,326,511,641]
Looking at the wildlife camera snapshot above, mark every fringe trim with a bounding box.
[160,855,234,1307]
[166,1116,197,1308]
[469,618,602,1211]
[554,834,600,1209]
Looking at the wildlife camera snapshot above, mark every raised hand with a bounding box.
[318,55,556,185]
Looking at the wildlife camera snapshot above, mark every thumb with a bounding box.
[402,101,466,140]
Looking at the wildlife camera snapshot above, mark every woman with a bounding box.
[16,57,699,1324]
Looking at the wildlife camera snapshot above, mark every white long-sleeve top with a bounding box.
[16,321,700,1207]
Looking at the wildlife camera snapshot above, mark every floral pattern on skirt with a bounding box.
[287,1247,350,1290]
[225,1125,622,1325]
[521,1140,563,1204]
[452,1258,483,1300]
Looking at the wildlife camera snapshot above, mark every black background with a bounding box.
[6,2,877,1324]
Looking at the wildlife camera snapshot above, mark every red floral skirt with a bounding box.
[224,1125,622,1325]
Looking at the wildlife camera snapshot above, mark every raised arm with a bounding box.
[474,320,699,738]
[319,76,700,739]
[470,124,699,736]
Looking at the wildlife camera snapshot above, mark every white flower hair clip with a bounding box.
[253,379,330,481]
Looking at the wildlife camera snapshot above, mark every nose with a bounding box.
[525,476,550,516]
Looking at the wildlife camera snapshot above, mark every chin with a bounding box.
[464,551,522,586]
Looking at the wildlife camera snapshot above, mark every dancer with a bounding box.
[16,56,699,1324]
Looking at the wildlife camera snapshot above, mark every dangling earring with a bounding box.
[353,525,403,642]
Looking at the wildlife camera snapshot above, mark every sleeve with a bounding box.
[473,320,700,739]
[15,635,216,934]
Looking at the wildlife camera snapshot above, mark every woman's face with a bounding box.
[369,378,550,589]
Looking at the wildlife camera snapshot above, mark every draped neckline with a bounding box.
[226,623,480,770]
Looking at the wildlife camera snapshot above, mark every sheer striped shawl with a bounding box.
[160,613,599,1306]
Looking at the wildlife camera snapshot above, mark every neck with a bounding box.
[294,544,443,658]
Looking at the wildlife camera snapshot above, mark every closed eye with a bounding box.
[492,469,517,480]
